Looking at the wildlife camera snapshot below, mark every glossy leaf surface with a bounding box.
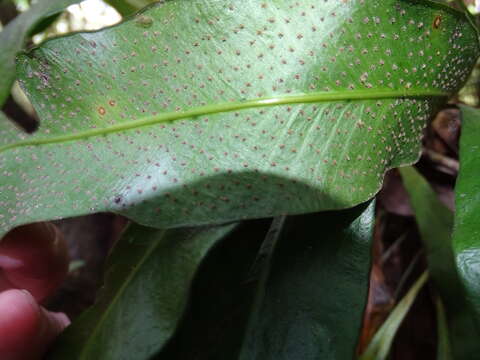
[453,106,480,330]
[239,202,374,360]
[400,166,480,359]
[48,222,237,360]
[0,0,81,106]
[0,0,478,235]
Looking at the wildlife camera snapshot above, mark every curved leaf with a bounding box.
[239,202,375,360]
[48,222,237,360]
[0,0,478,235]
[0,0,81,106]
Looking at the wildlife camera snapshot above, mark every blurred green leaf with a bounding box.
[239,202,374,360]
[400,166,480,359]
[0,0,478,236]
[103,0,136,17]
[360,271,429,360]
[48,222,237,360]
[0,0,81,107]
[104,0,153,17]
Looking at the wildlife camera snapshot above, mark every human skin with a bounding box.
[0,223,70,360]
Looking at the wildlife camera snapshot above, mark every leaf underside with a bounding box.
[0,0,478,235]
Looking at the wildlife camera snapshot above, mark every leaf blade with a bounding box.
[453,105,480,344]
[1,0,478,235]
[239,202,375,360]
[399,166,480,358]
[453,105,480,329]
[48,222,237,360]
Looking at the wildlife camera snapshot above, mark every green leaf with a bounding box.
[0,0,82,107]
[0,110,26,143]
[435,296,453,360]
[0,0,478,236]
[48,222,237,360]
[399,167,457,292]
[399,166,480,358]
[453,106,480,329]
[156,218,271,360]
[239,202,375,360]
[104,0,153,17]
[359,271,429,360]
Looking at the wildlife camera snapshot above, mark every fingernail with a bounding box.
[50,312,70,328]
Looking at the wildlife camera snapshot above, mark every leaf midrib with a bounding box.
[0,88,447,153]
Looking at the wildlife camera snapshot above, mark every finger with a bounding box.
[0,223,69,303]
[0,289,70,360]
